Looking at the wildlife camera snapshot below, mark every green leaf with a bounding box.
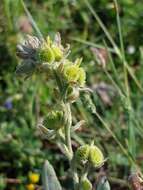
[42,160,62,190]
[97,176,111,190]
[15,60,36,76]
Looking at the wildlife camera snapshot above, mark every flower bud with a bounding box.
[66,86,79,103]
[52,45,63,61]
[64,64,79,82]
[81,177,92,190]
[63,61,86,87]
[43,111,64,130]
[75,145,90,164]
[88,145,104,167]
[38,46,55,63]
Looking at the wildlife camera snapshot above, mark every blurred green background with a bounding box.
[1,0,143,189]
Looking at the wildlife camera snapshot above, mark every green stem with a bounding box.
[64,103,80,190]
[71,159,79,190]
[64,103,73,160]
[54,68,79,188]
[78,164,89,190]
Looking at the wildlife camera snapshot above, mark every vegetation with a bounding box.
[1,0,143,189]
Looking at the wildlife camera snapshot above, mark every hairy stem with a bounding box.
[54,66,79,188]
[64,103,73,160]
[64,103,80,190]
[71,159,79,190]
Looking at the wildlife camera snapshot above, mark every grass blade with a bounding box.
[21,0,43,39]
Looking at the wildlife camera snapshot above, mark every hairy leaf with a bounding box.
[42,160,62,190]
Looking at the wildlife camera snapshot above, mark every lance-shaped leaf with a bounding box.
[97,176,111,190]
[42,160,62,190]
[15,59,36,76]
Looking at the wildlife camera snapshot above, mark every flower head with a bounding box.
[38,35,64,64]
[28,172,40,184]
[75,145,90,164]
[4,99,13,110]
[38,44,55,63]
[88,145,104,167]
[75,144,104,168]
[26,183,35,190]
[63,58,86,86]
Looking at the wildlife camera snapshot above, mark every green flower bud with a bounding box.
[66,86,79,103]
[38,46,55,63]
[63,60,86,86]
[43,111,64,130]
[52,45,63,61]
[81,177,92,190]
[64,64,79,82]
[75,145,90,164]
[89,145,104,167]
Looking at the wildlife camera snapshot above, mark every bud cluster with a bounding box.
[16,33,86,102]
[75,144,104,168]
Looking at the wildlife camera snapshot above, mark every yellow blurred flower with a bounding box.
[28,172,40,184]
[26,183,35,190]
